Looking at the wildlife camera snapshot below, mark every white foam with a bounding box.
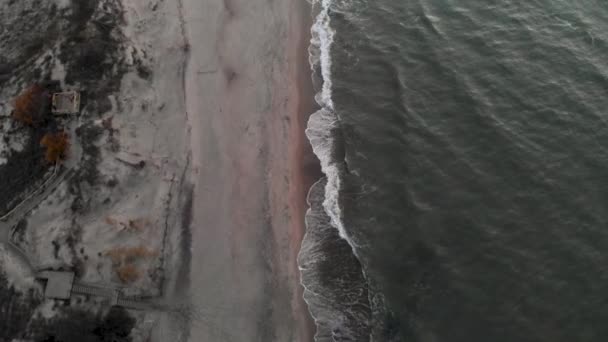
[311,0,335,110]
[307,0,358,250]
[303,2,391,341]
[306,109,354,249]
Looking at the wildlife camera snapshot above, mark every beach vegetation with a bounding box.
[31,306,135,342]
[105,246,157,284]
[12,84,48,126]
[116,264,140,284]
[40,131,70,163]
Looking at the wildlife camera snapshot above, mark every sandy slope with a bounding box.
[181,0,316,340]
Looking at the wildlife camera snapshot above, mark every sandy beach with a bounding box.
[180,0,318,340]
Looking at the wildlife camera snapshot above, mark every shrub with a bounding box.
[94,306,136,341]
[31,307,135,342]
[12,84,47,126]
[40,131,70,163]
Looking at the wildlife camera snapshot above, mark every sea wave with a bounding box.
[299,0,373,340]
[299,179,371,342]
[307,0,353,250]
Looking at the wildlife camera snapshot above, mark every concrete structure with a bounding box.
[51,91,80,114]
[37,271,75,300]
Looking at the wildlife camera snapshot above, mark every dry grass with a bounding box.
[105,216,150,231]
[104,245,158,284]
[116,264,140,283]
[105,246,157,264]
[128,218,149,231]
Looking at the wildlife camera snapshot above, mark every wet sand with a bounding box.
[182,0,318,340]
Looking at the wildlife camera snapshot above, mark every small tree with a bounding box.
[31,307,135,342]
[12,84,46,126]
[94,306,136,341]
[40,131,69,163]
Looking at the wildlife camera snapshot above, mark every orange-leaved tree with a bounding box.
[40,131,70,163]
[13,84,46,126]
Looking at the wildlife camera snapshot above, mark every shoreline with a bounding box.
[288,0,322,339]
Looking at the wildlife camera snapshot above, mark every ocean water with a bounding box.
[300,0,608,341]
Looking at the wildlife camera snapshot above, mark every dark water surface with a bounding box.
[301,0,608,341]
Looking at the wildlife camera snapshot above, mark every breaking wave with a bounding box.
[298,0,373,341]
